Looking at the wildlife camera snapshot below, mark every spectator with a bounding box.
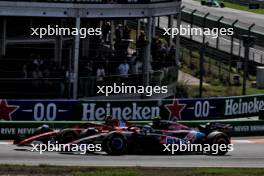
[134,58,143,74]
[168,45,176,66]
[137,31,146,58]
[65,68,75,97]
[59,65,66,96]
[122,25,132,53]
[123,25,131,40]
[96,65,105,82]
[151,37,158,61]
[22,64,28,78]
[84,61,94,77]
[66,69,75,84]
[33,55,44,67]
[102,21,111,43]
[43,67,51,78]
[129,53,137,74]
[117,59,129,77]
[32,67,43,88]
[32,67,43,79]
[115,24,123,42]
[83,61,95,96]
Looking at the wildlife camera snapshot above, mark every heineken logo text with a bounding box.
[82,103,160,121]
[225,98,264,116]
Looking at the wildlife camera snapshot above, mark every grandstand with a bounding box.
[0,0,181,99]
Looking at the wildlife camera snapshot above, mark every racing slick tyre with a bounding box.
[60,131,78,144]
[103,132,128,155]
[207,132,230,155]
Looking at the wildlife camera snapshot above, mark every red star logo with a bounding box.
[165,100,186,121]
[0,100,19,121]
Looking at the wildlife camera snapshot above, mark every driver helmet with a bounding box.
[35,124,50,133]
[142,125,153,133]
[42,124,50,129]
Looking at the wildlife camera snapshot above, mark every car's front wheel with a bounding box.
[103,133,127,155]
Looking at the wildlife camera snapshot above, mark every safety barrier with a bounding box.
[1,95,264,121]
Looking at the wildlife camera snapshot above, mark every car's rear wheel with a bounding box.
[207,132,230,155]
[103,133,127,155]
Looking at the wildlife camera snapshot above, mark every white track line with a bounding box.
[0,141,13,145]
[232,140,254,144]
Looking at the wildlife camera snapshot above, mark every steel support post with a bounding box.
[229,19,239,82]
[0,18,6,58]
[152,17,156,38]
[168,14,173,46]
[143,17,152,91]
[175,12,181,66]
[110,20,115,50]
[54,20,63,67]
[73,17,81,99]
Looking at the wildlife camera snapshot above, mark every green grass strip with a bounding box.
[0,165,264,176]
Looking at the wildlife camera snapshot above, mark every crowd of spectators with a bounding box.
[79,21,176,82]
[0,20,177,97]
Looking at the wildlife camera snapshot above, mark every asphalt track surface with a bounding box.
[182,0,264,28]
[0,137,264,167]
[181,0,264,63]
[159,16,264,64]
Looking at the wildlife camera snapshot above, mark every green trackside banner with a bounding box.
[0,94,264,121]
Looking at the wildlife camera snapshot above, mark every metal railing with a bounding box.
[79,67,178,98]
[0,67,178,98]
[181,7,264,47]
[180,7,264,65]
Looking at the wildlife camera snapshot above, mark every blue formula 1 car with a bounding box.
[69,121,232,155]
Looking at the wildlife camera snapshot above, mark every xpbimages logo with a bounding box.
[31,141,102,154]
[163,25,234,39]
[163,141,234,155]
[31,25,102,38]
[97,83,168,96]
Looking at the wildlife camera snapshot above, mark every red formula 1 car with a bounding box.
[15,118,129,146]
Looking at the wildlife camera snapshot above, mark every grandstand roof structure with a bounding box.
[0,0,181,18]
[0,0,182,99]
